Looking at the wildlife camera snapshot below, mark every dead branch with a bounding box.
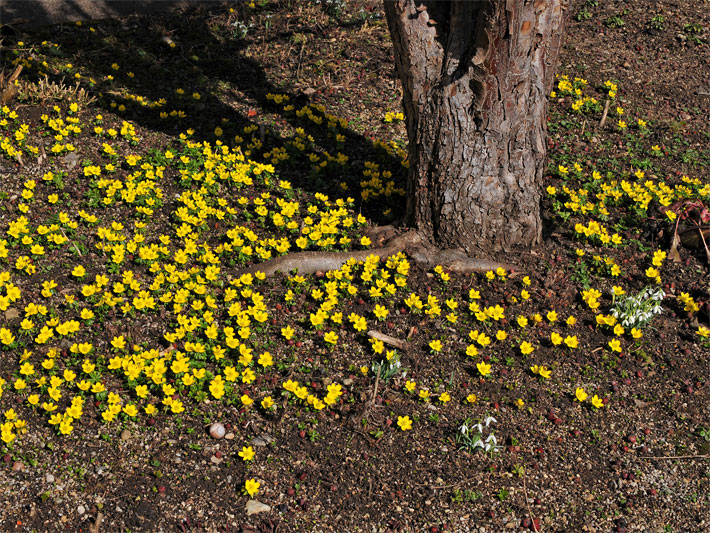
[598,99,610,128]
[367,330,408,351]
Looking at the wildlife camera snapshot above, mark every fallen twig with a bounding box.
[89,511,103,533]
[369,364,381,407]
[522,469,541,532]
[599,99,610,128]
[367,330,408,350]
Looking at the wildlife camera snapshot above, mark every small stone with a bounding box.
[12,461,24,472]
[63,152,80,169]
[120,429,131,441]
[246,499,271,516]
[251,437,267,447]
[343,378,354,386]
[210,455,223,465]
[4,308,19,320]
[225,432,235,440]
[46,474,55,483]
[77,505,86,515]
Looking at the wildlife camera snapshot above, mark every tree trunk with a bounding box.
[384,0,567,254]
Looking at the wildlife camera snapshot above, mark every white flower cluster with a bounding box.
[456,416,503,453]
[371,353,401,382]
[611,286,665,328]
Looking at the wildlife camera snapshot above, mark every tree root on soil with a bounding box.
[233,228,519,277]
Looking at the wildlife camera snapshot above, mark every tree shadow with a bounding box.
[3,1,403,223]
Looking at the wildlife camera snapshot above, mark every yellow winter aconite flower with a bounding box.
[608,338,622,353]
[591,395,604,409]
[428,339,442,353]
[239,446,255,461]
[397,415,412,431]
[477,361,491,377]
[530,365,551,379]
[575,388,588,402]
[243,478,260,496]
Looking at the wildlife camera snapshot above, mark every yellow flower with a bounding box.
[519,341,534,355]
[397,415,412,431]
[575,387,588,402]
[591,395,604,409]
[404,380,416,393]
[466,393,477,404]
[323,331,338,345]
[476,361,491,377]
[428,339,442,353]
[238,446,255,461]
[564,335,578,349]
[645,267,659,279]
[243,478,260,497]
[550,332,563,346]
[281,326,295,340]
[438,392,451,403]
[608,338,622,353]
[261,396,274,410]
[373,304,389,320]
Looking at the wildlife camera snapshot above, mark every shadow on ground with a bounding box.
[2,1,402,223]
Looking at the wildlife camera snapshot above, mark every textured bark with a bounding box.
[384,0,568,254]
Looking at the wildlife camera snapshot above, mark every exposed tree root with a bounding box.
[233,229,520,277]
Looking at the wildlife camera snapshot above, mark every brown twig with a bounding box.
[89,511,103,533]
[367,330,408,350]
[369,364,381,407]
[62,227,83,257]
[599,99,610,128]
[522,469,541,532]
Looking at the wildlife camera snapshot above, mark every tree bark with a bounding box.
[384,0,567,254]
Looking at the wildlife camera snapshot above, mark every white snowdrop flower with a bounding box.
[484,416,497,427]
